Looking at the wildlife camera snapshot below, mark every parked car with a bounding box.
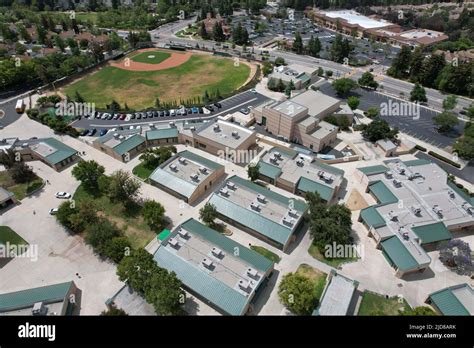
[113,113,120,120]
[147,111,153,118]
[170,109,176,117]
[88,129,97,136]
[49,208,59,215]
[191,107,199,114]
[159,111,165,117]
[214,102,222,108]
[101,113,108,120]
[136,113,142,119]
[99,129,108,136]
[118,126,124,130]
[120,114,126,120]
[240,107,250,115]
[250,88,257,93]
[80,129,89,136]
[55,192,71,199]
[107,114,113,120]
[164,110,170,116]
[198,107,204,114]
[206,105,214,111]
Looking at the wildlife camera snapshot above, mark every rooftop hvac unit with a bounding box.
[169,121,175,127]
[213,124,220,132]
[202,258,214,269]
[317,170,325,178]
[274,152,281,159]
[402,232,409,241]
[393,179,402,188]
[257,194,266,203]
[433,205,443,216]
[178,228,189,238]
[296,159,304,167]
[32,302,47,316]
[323,173,333,182]
[231,131,239,138]
[250,202,260,211]
[178,157,187,164]
[247,267,259,278]
[448,190,455,198]
[288,209,299,218]
[411,206,422,216]
[149,123,155,128]
[385,171,393,179]
[199,166,208,174]
[219,187,229,196]
[190,173,199,181]
[396,166,405,175]
[190,126,196,131]
[113,133,119,138]
[270,157,278,164]
[211,247,223,257]
[282,216,295,227]
[168,238,179,248]
[21,143,28,148]
[119,135,125,140]
[388,211,398,221]
[227,181,236,190]
[238,279,251,292]
[169,163,178,171]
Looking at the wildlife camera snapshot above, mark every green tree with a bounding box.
[55,201,78,231]
[247,163,260,182]
[212,22,225,42]
[330,34,352,64]
[453,136,474,160]
[278,273,317,315]
[274,57,285,66]
[85,218,123,256]
[358,72,379,90]
[442,95,458,111]
[409,46,424,82]
[9,162,35,184]
[410,83,427,103]
[145,269,184,315]
[54,35,66,52]
[285,80,295,97]
[199,203,218,227]
[117,248,158,293]
[104,237,132,263]
[141,200,166,231]
[306,36,321,58]
[387,45,412,79]
[347,96,360,111]
[332,78,357,96]
[199,21,209,40]
[433,111,459,133]
[293,31,303,54]
[108,170,141,206]
[362,118,399,142]
[101,305,128,316]
[366,106,379,118]
[71,160,105,193]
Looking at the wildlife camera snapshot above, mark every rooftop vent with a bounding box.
[247,267,259,278]
[178,157,187,164]
[388,211,398,221]
[462,202,474,215]
[282,216,295,227]
[219,187,229,196]
[149,123,155,128]
[238,279,251,292]
[288,209,299,218]
[113,133,119,138]
[227,181,236,190]
[274,152,282,159]
[257,194,266,203]
[448,190,455,198]
[169,163,178,172]
[199,166,208,174]
[250,202,260,211]
[213,124,220,132]
[211,247,223,257]
[32,302,47,316]
[168,238,180,248]
[433,205,443,217]
[169,121,175,127]
[296,159,304,167]
[202,258,214,269]
[270,157,279,164]
[190,173,199,181]
[323,173,333,182]
[385,171,393,179]
[393,179,402,188]
[231,131,239,138]
[396,166,405,175]
[190,126,196,131]
[411,205,422,216]
[178,228,189,238]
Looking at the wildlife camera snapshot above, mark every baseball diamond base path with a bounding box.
[110,48,192,71]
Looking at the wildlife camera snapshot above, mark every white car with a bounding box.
[202,107,211,115]
[49,208,59,215]
[129,125,135,130]
[250,88,257,93]
[55,192,71,199]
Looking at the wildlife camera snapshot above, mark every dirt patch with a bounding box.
[346,189,369,211]
[110,48,191,72]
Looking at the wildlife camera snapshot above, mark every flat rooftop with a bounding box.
[271,100,308,118]
[315,272,357,316]
[323,10,391,29]
[153,218,273,315]
[291,90,340,118]
[195,119,255,149]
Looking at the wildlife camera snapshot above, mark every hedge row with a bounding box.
[428,151,461,168]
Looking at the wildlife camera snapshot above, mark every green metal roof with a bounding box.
[297,177,334,202]
[380,236,420,271]
[0,281,73,312]
[403,159,432,167]
[447,180,474,205]
[179,150,223,170]
[269,146,297,158]
[228,175,308,213]
[257,160,281,180]
[180,219,273,272]
[149,168,196,199]
[368,181,398,204]
[41,138,77,165]
[358,165,388,176]
[411,222,452,244]
[429,285,471,316]
[154,246,249,315]
[313,160,345,176]
[146,128,178,141]
[360,206,386,228]
[113,134,145,156]
[297,73,311,83]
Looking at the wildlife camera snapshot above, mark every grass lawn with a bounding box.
[0,226,28,246]
[0,171,43,201]
[132,162,154,180]
[130,51,171,64]
[358,292,411,316]
[73,185,156,249]
[308,244,359,268]
[296,264,327,303]
[74,12,99,23]
[64,54,251,109]
[250,245,281,263]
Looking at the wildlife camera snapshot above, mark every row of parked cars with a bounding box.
[84,103,223,122]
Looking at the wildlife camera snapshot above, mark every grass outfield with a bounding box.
[130,51,171,64]
[64,54,251,109]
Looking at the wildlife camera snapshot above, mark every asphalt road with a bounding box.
[71,90,270,131]
[318,82,464,149]
[0,95,32,128]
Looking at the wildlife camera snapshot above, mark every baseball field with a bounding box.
[64,49,252,110]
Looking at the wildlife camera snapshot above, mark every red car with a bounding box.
[119,114,126,120]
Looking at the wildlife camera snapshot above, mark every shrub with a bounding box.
[428,151,461,168]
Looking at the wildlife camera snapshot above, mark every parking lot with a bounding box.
[71,89,270,135]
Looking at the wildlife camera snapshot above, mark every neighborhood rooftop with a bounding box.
[195,118,255,149]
